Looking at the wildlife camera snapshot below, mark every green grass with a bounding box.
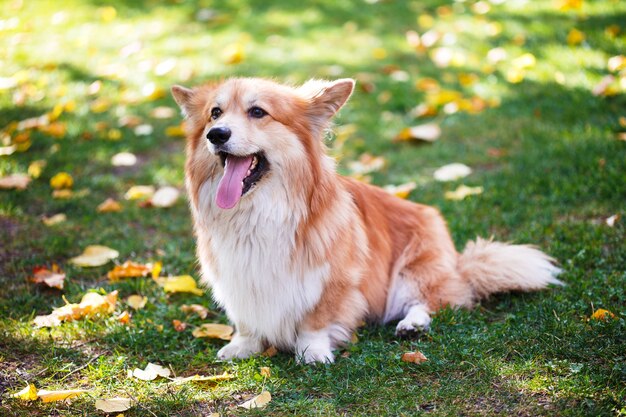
[1,0,625,415]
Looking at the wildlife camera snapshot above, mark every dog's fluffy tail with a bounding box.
[457,237,563,301]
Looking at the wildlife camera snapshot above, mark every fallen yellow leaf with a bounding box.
[70,245,119,267]
[28,160,47,178]
[33,290,118,327]
[512,53,536,70]
[239,391,271,410]
[433,163,472,182]
[169,372,235,384]
[401,351,428,364]
[126,294,148,310]
[50,172,73,190]
[260,367,271,378]
[42,213,67,226]
[38,389,88,403]
[223,43,245,64]
[152,261,162,279]
[591,308,616,321]
[97,198,122,213]
[107,261,151,281]
[567,28,585,45]
[150,186,180,208]
[608,55,626,73]
[192,323,234,340]
[165,124,185,137]
[156,275,204,296]
[124,185,155,200]
[555,0,583,11]
[180,304,209,319]
[383,182,417,199]
[347,153,386,175]
[117,311,131,324]
[0,173,31,190]
[12,383,38,401]
[52,189,73,199]
[95,397,133,413]
[98,6,117,22]
[111,152,137,167]
[132,363,171,381]
[394,123,441,143]
[445,185,484,201]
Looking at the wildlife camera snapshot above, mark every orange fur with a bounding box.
[172,77,562,363]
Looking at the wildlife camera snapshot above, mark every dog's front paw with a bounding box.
[395,304,431,338]
[394,318,430,338]
[295,329,336,365]
[217,336,264,360]
[297,346,335,365]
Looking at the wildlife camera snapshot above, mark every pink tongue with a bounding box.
[216,155,253,209]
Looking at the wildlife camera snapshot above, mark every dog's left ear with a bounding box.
[171,85,194,117]
[301,78,355,128]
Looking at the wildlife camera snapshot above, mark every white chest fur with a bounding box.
[193,180,328,348]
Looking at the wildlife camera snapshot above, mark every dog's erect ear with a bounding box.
[171,85,194,117]
[300,78,355,129]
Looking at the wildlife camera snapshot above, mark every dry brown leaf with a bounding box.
[70,245,119,267]
[401,351,428,364]
[172,319,187,332]
[192,323,234,340]
[262,346,278,357]
[180,304,209,319]
[30,266,65,290]
[95,397,133,413]
[0,173,31,190]
[260,367,271,378]
[107,261,151,281]
[394,123,441,143]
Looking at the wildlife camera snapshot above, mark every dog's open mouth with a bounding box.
[215,151,269,209]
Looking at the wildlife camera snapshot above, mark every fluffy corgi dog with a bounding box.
[171,77,562,364]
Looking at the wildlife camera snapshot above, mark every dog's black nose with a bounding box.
[207,127,231,145]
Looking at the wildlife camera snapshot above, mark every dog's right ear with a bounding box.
[300,79,355,134]
[171,85,194,117]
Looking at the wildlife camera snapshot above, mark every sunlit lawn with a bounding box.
[1,0,625,415]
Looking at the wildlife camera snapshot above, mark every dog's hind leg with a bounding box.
[385,238,473,338]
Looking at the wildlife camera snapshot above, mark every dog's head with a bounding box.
[172,78,354,210]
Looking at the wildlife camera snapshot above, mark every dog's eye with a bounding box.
[210,107,222,120]
[248,107,267,119]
